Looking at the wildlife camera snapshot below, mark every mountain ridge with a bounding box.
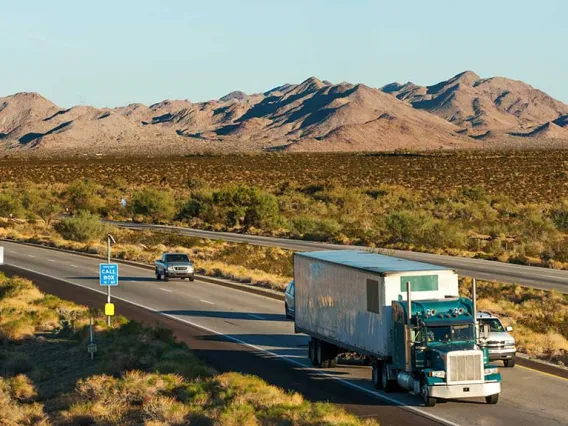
[2,72,568,155]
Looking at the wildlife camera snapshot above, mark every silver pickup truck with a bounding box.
[155,253,195,282]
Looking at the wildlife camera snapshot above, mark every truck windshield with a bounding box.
[165,254,190,263]
[425,324,474,343]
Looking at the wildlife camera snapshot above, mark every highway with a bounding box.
[105,220,568,293]
[1,240,567,426]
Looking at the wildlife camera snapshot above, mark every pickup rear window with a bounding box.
[164,254,190,263]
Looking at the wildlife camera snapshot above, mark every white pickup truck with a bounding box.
[155,253,195,282]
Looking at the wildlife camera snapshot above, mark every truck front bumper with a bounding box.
[488,348,516,361]
[166,271,194,279]
[429,382,501,399]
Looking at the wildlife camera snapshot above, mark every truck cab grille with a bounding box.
[446,350,484,384]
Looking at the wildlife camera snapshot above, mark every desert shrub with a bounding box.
[131,188,176,223]
[550,202,568,232]
[385,210,434,245]
[179,185,281,231]
[212,185,280,230]
[54,210,107,242]
[290,216,342,241]
[423,221,468,249]
[0,191,24,218]
[65,179,105,213]
[520,204,558,240]
[33,196,62,226]
[459,185,488,202]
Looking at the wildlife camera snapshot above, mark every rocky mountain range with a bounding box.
[1,71,567,155]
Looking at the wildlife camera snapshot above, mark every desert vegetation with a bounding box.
[2,151,568,266]
[0,273,376,425]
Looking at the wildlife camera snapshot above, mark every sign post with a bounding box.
[0,246,4,265]
[87,317,97,359]
[100,234,117,326]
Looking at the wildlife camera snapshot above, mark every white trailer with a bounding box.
[294,250,459,358]
[293,250,501,406]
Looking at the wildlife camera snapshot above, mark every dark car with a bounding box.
[285,280,295,319]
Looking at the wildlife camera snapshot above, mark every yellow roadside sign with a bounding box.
[105,303,115,316]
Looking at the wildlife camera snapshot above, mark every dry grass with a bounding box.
[0,274,377,425]
[0,376,50,425]
[57,371,375,426]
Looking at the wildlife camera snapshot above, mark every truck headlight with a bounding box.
[428,370,446,378]
[187,266,194,273]
[167,266,175,271]
[484,367,499,375]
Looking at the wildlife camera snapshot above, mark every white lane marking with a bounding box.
[159,288,173,293]
[28,255,36,258]
[70,264,78,268]
[200,299,215,305]
[248,313,266,320]
[4,262,459,426]
[47,259,56,263]
[9,250,17,253]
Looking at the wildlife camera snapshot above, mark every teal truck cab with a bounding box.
[387,296,501,406]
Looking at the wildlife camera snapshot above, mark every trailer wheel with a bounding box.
[317,341,330,368]
[485,394,499,404]
[381,363,396,393]
[372,361,383,390]
[309,340,318,366]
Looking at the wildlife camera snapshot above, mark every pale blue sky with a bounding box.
[1,0,566,107]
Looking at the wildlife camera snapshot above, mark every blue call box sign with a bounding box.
[99,263,119,286]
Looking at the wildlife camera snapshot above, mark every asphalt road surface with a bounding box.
[105,220,568,293]
[2,240,568,426]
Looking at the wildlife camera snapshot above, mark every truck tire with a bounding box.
[285,303,292,319]
[155,270,161,281]
[189,277,195,282]
[317,340,330,368]
[381,363,396,393]
[504,358,515,367]
[421,379,437,407]
[485,394,499,404]
[309,340,318,366]
[164,273,169,282]
[328,356,337,368]
[372,361,383,390]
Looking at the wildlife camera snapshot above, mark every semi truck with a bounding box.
[293,250,501,407]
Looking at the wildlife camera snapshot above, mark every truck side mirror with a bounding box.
[506,326,513,332]
[483,324,490,339]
